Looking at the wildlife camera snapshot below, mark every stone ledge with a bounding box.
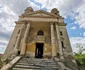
[1,56,21,70]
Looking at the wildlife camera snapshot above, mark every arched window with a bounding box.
[37,30,44,35]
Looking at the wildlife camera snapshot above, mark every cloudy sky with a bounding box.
[0,0,85,54]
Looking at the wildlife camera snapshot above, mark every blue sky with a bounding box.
[0,0,85,54]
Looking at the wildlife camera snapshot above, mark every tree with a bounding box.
[75,44,85,54]
[74,44,85,70]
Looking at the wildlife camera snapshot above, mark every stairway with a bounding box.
[11,57,60,70]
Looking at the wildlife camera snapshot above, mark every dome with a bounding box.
[51,8,59,15]
[25,7,33,13]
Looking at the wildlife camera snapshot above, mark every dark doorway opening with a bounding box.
[35,43,44,58]
[17,51,20,56]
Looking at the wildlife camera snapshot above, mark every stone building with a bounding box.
[2,7,78,70]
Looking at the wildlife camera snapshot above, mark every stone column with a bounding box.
[55,24,63,59]
[50,23,56,57]
[13,23,25,54]
[20,22,30,55]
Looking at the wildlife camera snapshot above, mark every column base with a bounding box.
[13,48,18,54]
[20,40,26,56]
[60,56,64,61]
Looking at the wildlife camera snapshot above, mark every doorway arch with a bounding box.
[37,30,44,36]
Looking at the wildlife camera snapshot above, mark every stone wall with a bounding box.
[3,24,22,60]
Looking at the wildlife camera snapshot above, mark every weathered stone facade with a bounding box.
[3,7,73,59]
[2,7,78,70]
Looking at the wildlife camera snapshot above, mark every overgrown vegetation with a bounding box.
[74,44,85,70]
[0,55,6,68]
[0,56,3,68]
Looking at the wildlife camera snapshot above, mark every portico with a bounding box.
[15,19,63,58]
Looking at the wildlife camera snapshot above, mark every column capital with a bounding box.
[55,22,59,25]
[55,23,59,27]
[49,22,55,25]
[16,20,32,24]
[15,21,26,24]
[26,20,32,24]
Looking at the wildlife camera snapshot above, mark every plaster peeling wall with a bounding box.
[59,26,73,56]
[3,24,22,59]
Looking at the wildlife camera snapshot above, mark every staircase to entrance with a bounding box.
[11,57,60,70]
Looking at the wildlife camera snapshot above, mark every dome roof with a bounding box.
[25,7,33,13]
[51,8,59,15]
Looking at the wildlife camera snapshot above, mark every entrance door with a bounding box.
[35,43,44,58]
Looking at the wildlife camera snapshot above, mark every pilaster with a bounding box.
[50,23,56,57]
[13,23,25,55]
[20,21,31,55]
[55,23,64,59]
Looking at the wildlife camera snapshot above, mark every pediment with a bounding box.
[23,10,59,18]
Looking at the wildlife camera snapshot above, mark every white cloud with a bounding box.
[0,39,8,53]
[70,37,85,53]
[74,3,85,28]
[0,45,6,53]
[34,0,85,28]
[70,26,77,30]
[27,0,40,10]
[0,0,40,15]
[0,0,85,54]
[35,0,83,16]
[0,0,40,54]
[35,0,47,8]
[83,32,85,37]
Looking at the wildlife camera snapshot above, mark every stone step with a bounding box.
[17,63,56,66]
[12,68,39,70]
[35,64,58,67]
[14,65,58,69]
[21,58,53,61]
[19,61,41,63]
[42,62,56,64]
[43,60,54,62]
[16,61,57,65]
[12,67,59,70]
[18,61,41,64]
[19,59,42,61]
[11,58,60,70]
[18,62,56,65]
[19,60,54,62]
[17,63,35,65]
[19,60,41,62]
[14,65,40,69]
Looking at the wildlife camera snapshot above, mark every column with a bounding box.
[13,23,25,54]
[20,22,30,55]
[55,24,63,59]
[50,23,56,57]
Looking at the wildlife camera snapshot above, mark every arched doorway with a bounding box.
[35,30,44,58]
[35,43,44,58]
